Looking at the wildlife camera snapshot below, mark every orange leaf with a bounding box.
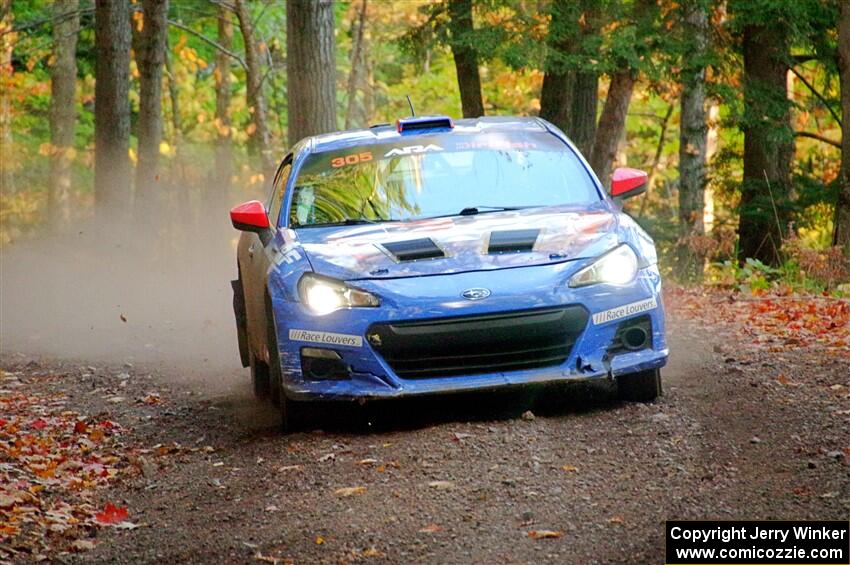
[528,530,562,540]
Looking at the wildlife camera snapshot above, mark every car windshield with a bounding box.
[288,132,600,227]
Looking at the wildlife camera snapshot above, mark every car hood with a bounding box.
[293,204,620,281]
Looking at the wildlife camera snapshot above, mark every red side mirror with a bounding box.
[230,200,270,233]
[611,167,648,199]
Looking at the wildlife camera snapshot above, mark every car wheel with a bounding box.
[265,292,310,432]
[616,368,662,402]
[232,275,250,368]
[249,354,270,398]
[265,293,283,408]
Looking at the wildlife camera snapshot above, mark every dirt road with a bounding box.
[2,297,848,564]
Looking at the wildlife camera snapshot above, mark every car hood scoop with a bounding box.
[379,238,445,262]
[487,229,540,254]
[295,205,619,280]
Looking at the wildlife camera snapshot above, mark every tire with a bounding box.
[231,277,250,368]
[250,353,270,398]
[265,292,311,432]
[616,368,662,402]
[265,293,283,408]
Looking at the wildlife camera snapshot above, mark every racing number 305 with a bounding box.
[331,152,373,168]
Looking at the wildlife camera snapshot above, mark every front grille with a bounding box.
[367,306,588,379]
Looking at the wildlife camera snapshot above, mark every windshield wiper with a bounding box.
[430,205,536,218]
[302,218,398,227]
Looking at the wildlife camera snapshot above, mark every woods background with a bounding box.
[1,0,849,292]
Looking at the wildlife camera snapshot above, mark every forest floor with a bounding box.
[1,288,849,564]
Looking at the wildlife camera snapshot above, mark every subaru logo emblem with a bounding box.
[461,288,491,300]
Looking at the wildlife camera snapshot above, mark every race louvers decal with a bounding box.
[592,297,657,325]
[289,329,363,348]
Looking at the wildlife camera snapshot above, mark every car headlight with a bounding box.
[298,273,380,315]
[568,244,638,288]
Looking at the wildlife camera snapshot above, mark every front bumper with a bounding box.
[271,262,668,401]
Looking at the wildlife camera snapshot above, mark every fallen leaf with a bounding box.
[561,465,578,472]
[140,392,162,405]
[361,547,384,557]
[254,550,282,563]
[0,494,17,509]
[95,503,129,525]
[71,539,97,552]
[315,535,325,545]
[428,480,454,490]
[608,515,624,524]
[419,523,442,533]
[528,530,562,540]
[277,465,303,472]
[334,486,367,497]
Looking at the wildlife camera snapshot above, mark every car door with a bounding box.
[241,158,293,361]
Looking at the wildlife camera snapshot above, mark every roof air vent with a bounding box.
[396,116,454,133]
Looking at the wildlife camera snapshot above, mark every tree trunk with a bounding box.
[539,71,573,132]
[48,0,79,228]
[566,1,599,157]
[345,0,368,129]
[589,70,636,189]
[675,1,709,281]
[638,103,674,219]
[568,71,598,157]
[134,0,168,230]
[94,0,132,222]
[738,23,794,265]
[364,57,375,124]
[539,0,574,132]
[447,0,484,118]
[287,0,338,142]
[214,4,233,206]
[0,0,13,194]
[834,0,850,256]
[164,44,181,142]
[235,0,273,173]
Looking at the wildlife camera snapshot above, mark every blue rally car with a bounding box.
[230,115,667,430]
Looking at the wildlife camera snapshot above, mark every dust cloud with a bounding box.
[0,214,243,380]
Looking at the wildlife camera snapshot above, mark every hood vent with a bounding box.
[380,238,445,262]
[488,229,540,254]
